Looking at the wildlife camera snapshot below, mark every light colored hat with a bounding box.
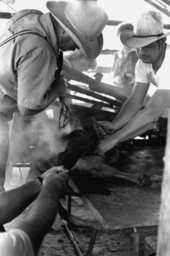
[120,11,170,48]
[46,0,108,58]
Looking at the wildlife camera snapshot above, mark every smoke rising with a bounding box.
[8,106,74,166]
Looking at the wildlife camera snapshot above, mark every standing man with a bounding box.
[112,21,138,95]
[0,0,108,190]
[97,11,170,155]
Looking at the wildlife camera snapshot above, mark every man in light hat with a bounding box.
[0,0,108,191]
[97,11,170,155]
[112,21,138,95]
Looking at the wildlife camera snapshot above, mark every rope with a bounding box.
[59,102,73,129]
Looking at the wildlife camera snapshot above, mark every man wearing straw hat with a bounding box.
[0,0,108,191]
[97,11,170,155]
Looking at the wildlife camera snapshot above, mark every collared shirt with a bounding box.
[0,229,35,256]
[0,10,59,115]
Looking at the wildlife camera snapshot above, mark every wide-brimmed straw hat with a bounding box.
[120,11,170,48]
[46,0,108,58]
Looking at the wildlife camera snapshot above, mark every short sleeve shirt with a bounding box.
[0,229,35,256]
[0,11,58,115]
[16,36,56,109]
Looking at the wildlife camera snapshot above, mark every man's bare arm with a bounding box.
[0,180,41,225]
[106,82,150,132]
[15,173,68,254]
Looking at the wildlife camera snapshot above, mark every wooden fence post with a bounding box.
[157,107,170,256]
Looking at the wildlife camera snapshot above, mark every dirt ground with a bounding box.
[38,215,157,256]
[38,221,135,256]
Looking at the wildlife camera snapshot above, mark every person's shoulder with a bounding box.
[17,34,56,58]
[0,229,35,256]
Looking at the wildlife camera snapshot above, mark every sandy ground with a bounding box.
[38,221,135,256]
[37,214,157,256]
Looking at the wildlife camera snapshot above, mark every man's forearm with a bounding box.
[111,98,142,131]
[15,180,62,253]
[0,180,41,225]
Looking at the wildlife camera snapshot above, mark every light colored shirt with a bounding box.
[0,10,59,115]
[0,229,35,256]
[135,45,170,96]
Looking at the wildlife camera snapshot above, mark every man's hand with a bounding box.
[41,166,69,179]
[42,166,69,197]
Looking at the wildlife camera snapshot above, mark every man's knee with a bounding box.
[139,104,159,128]
[151,89,170,105]
[145,90,170,118]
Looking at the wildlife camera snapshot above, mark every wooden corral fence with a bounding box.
[157,107,170,256]
[0,3,170,117]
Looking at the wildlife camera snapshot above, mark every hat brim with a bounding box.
[120,30,170,48]
[46,1,103,58]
